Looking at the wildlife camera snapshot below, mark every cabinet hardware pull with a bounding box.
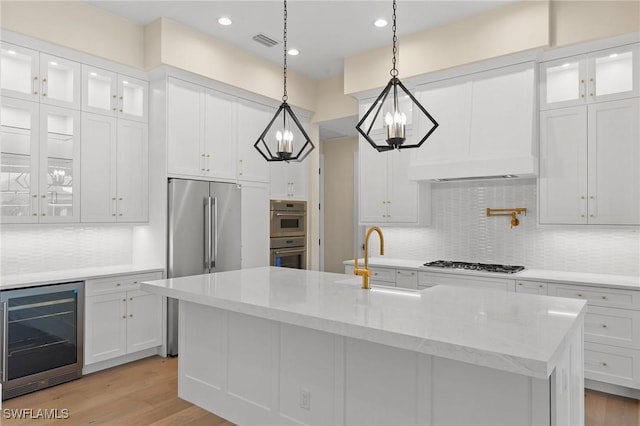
[601,296,606,299]
[602,362,607,367]
[133,281,138,284]
[202,154,205,157]
[130,297,133,301]
[112,214,116,217]
[518,282,522,285]
[580,79,584,83]
[122,316,126,319]
[580,94,585,98]
[122,299,126,302]
[590,93,594,97]
[590,78,593,82]
[206,169,210,172]
[602,324,607,328]
[117,283,121,286]
[129,314,133,318]
[33,76,38,95]
[577,294,582,297]
[119,213,123,216]
[581,215,585,218]
[206,154,210,157]
[41,213,46,216]
[539,285,544,288]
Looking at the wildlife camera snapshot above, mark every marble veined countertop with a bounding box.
[1,265,164,290]
[344,257,640,289]
[142,266,586,379]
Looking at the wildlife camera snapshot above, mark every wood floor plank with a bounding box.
[2,356,638,425]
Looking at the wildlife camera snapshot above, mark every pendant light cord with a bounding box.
[282,0,288,103]
[390,0,398,78]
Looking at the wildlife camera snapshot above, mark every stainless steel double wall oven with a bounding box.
[270,200,307,269]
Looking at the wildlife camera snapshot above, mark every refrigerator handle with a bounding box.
[212,196,218,269]
[1,301,7,383]
[205,197,212,272]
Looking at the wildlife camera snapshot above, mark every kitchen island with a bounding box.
[142,267,586,426]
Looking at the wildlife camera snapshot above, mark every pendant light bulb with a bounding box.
[276,130,283,142]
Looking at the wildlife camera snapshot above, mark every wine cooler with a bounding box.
[1,281,84,400]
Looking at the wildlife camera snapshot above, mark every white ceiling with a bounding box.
[88,0,519,81]
[86,0,519,139]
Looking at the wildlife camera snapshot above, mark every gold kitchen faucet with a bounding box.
[353,226,385,289]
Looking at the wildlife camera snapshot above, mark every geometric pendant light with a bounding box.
[254,0,315,162]
[356,0,439,152]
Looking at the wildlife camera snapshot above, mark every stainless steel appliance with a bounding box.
[1,282,84,400]
[167,178,241,356]
[422,260,525,274]
[270,200,306,237]
[270,236,306,269]
[269,200,307,269]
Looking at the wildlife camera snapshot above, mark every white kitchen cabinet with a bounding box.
[515,280,548,295]
[270,160,307,200]
[240,181,270,268]
[359,136,425,225]
[82,65,147,122]
[85,272,163,366]
[418,271,516,292]
[166,78,238,181]
[540,43,639,109]
[81,112,148,222]
[237,99,271,183]
[0,98,81,223]
[1,43,81,109]
[540,98,640,225]
[395,269,418,289]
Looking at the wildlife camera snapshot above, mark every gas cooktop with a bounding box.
[422,260,525,274]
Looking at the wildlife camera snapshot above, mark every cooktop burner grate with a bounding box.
[422,260,525,274]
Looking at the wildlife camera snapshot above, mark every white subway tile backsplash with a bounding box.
[0,225,133,275]
[380,179,640,276]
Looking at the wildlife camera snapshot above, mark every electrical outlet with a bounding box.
[299,388,310,410]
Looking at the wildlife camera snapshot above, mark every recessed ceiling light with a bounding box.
[218,17,232,26]
[374,19,388,28]
[287,48,299,56]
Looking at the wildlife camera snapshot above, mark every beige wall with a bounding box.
[149,18,316,112]
[1,0,145,69]
[344,0,640,95]
[312,74,358,124]
[550,0,640,47]
[321,137,358,273]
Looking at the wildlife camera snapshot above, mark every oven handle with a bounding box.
[1,301,7,383]
[273,248,306,255]
[275,212,306,217]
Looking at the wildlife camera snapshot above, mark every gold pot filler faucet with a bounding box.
[353,226,385,290]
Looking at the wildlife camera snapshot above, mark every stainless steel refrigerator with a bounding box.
[167,178,241,355]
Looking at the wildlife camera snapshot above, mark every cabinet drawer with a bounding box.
[548,283,640,309]
[371,280,395,288]
[86,272,163,296]
[584,306,640,349]
[396,269,418,290]
[369,267,395,283]
[584,342,640,388]
[418,272,515,292]
[515,280,547,295]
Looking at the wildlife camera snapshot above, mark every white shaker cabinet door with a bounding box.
[237,99,271,183]
[204,89,237,181]
[117,75,147,122]
[81,112,117,222]
[539,106,588,224]
[241,181,270,268]
[39,53,81,109]
[82,65,118,116]
[387,148,418,223]
[126,290,163,354]
[359,137,388,224]
[587,98,640,225]
[167,78,204,177]
[116,119,148,223]
[85,293,128,365]
[540,56,587,110]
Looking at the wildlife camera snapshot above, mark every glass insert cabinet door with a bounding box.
[82,65,147,122]
[39,53,81,109]
[0,44,39,102]
[540,56,587,109]
[38,105,81,223]
[0,98,39,223]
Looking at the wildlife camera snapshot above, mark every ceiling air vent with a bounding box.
[252,33,279,48]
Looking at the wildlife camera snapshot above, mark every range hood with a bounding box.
[407,63,537,183]
[408,155,538,182]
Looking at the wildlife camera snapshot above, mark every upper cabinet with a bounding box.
[1,42,81,109]
[540,43,640,110]
[166,77,237,182]
[270,160,307,201]
[0,97,81,223]
[82,65,147,122]
[236,99,272,183]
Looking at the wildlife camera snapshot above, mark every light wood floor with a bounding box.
[2,356,639,425]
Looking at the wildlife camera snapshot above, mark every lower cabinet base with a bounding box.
[585,379,640,400]
[82,347,162,375]
[179,301,583,426]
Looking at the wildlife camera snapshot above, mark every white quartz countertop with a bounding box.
[1,265,164,290]
[344,257,640,289]
[142,266,586,379]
